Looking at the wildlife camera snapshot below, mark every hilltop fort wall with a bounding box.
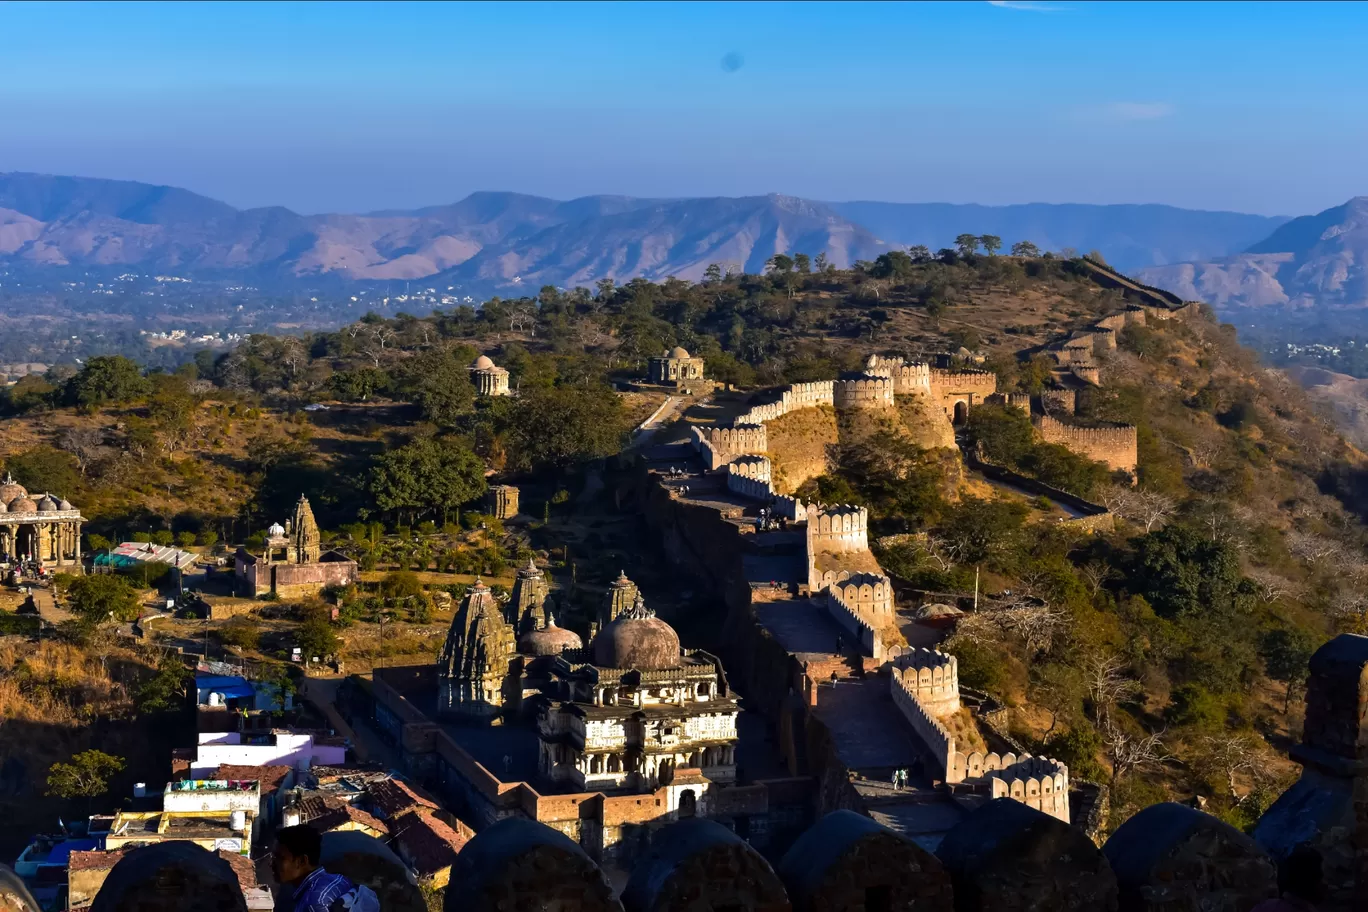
[805,505,868,555]
[832,375,896,410]
[1033,415,1137,474]
[928,368,998,421]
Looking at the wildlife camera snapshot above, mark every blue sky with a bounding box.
[1,1,1365,215]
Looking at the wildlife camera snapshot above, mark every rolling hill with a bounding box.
[0,171,1290,292]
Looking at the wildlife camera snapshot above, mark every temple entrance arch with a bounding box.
[953,400,969,424]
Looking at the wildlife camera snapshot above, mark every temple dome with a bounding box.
[518,621,583,657]
[267,522,286,537]
[667,346,691,360]
[472,355,496,370]
[8,496,37,513]
[591,595,681,670]
[59,499,74,511]
[36,494,59,512]
[0,475,26,505]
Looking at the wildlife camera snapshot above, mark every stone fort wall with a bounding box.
[1033,415,1137,474]
[832,375,896,410]
[890,647,960,717]
[805,505,868,555]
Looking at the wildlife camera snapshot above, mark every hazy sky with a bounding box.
[2,1,1366,216]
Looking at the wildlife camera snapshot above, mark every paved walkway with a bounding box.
[28,586,72,625]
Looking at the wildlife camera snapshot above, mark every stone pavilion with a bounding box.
[0,473,84,569]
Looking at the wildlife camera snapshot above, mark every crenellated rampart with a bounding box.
[889,647,960,717]
[728,455,771,482]
[1033,415,1136,474]
[833,375,896,409]
[825,584,884,660]
[805,505,868,554]
[772,494,807,522]
[726,472,773,502]
[986,392,1030,415]
[864,356,933,396]
[890,665,956,775]
[827,572,894,628]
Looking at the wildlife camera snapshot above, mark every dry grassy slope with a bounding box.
[1095,315,1364,535]
[765,406,838,494]
[1284,366,1368,451]
[772,269,1125,363]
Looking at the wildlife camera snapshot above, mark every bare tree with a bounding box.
[369,325,396,351]
[917,534,964,574]
[279,337,307,380]
[1286,530,1347,568]
[1102,719,1167,789]
[508,304,539,336]
[1083,653,1143,727]
[1100,485,1176,532]
[956,600,1070,656]
[59,426,107,478]
[1197,734,1265,801]
[1245,568,1298,606]
[1079,560,1116,597]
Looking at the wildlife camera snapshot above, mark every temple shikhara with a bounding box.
[234,495,358,598]
[0,472,84,568]
[438,567,740,797]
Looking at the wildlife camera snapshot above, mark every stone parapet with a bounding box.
[889,647,960,718]
[1032,415,1137,474]
[833,374,896,409]
[805,505,868,554]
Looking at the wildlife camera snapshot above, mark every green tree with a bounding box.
[217,617,261,651]
[1261,627,1318,713]
[296,615,339,661]
[954,234,981,256]
[86,533,112,553]
[703,263,722,284]
[136,655,189,713]
[64,574,140,622]
[367,437,487,524]
[940,496,1028,564]
[175,531,197,549]
[870,250,915,279]
[908,245,932,262]
[793,253,811,274]
[198,530,219,548]
[503,386,627,473]
[152,530,175,546]
[66,356,150,409]
[980,234,1003,256]
[1011,240,1041,257]
[382,570,424,601]
[46,750,125,806]
[3,446,83,499]
[1126,525,1245,618]
[813,252,829,273]
[329,368,390,402]
[765,253,794,274]
[403,351,477,426]
[965,404,1036,466]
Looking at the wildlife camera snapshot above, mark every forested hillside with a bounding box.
[4,250,1367,832]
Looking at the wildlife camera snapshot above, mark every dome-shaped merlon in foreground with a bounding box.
[936,798,1118,912]
[621,817,790,912]
[1104,802,1275,912]
[0,864,41,912]
[319,830,426,912]
[778,809,953,912]
[444,817,621,912]
[90,842,247,912]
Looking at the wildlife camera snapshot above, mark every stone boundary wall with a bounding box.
[983,756,1071,821]
[889,647,960,717]
[986,393,1030,414]
[832,375,896,409]
[864,356,933,396]
[726,472,773,502]
[1033,415,1137,474]
[806,506,869,554]
[772,495,808,522]
[1072,365,1101,386]
[966,453,1113,532]
[827,573,894,628]
[889,664,957,777]
[728,455,771,483]
[825,587,883,660]
[928,368,998,399]
[1040,389,1076,415]
[730,381,835,428]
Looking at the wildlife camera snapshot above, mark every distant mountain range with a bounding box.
[0,172,1293,295]
[1137,197,1368,312]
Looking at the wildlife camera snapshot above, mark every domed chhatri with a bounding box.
[469,353,510,397]
[0,472,26,505]
[518,614,584,657]
[648,346,705,388]
[591,594,682,671]
[0,473,85,568]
